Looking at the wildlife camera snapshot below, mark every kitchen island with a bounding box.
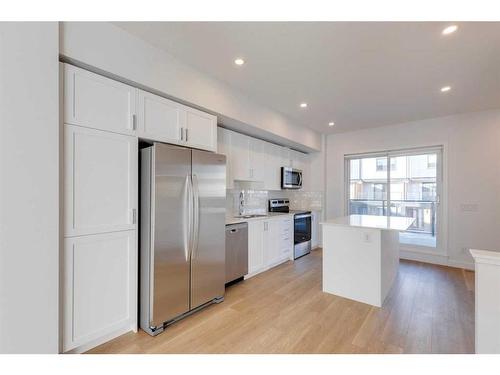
[321,215,414,307]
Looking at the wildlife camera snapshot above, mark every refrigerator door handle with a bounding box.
[184,175,192,262]
[191,173,200,260]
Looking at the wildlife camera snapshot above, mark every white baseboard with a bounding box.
[400,249,474,270]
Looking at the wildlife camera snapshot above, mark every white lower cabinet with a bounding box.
[248,221,266,276]
[63,231,137,353]
[246,216,294,278]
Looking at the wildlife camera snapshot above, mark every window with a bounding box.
[346,147,442,249]
[373,183,386,200]
[422,182,436,201]
[376,157,397,171]
[427,154,436,169]
[376,158,386,171]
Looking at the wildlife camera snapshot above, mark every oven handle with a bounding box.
[295,213,311,219]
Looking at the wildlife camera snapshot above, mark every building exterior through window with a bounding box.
[346,148,442,248]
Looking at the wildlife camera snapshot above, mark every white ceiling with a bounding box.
[115,22,500,134]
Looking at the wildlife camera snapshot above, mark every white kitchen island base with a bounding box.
[321,215,414,307]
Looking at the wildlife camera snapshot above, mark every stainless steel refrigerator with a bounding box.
[140,142,226,336]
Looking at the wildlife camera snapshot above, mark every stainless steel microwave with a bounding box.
[281,167,303,189]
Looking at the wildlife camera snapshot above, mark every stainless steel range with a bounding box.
[268,199,312,259]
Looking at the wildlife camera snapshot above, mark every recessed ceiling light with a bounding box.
[328,122,335,127]
[440,86,451,92]
[234,58,245,66]
[300,103,308,108]
[442,25,458,35]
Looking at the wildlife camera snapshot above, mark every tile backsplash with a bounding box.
[226,188,323,216]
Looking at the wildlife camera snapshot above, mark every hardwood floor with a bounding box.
[88,249,475,354]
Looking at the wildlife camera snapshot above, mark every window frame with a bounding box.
[344,145,446,256]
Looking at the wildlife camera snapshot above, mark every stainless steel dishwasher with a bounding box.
[225,222,248,285]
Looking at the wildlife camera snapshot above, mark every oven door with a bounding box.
[294,213,311,245]
[282,167,303,189]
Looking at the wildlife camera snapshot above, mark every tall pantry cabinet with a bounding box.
[62,64,138,353]
[61,63,219,353]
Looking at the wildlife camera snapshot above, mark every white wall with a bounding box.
[325,109,500,268]
[0,22,60,353]
[60,22,322,153]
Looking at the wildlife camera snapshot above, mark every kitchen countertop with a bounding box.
[226,212,294,225]
[321,214,415,232]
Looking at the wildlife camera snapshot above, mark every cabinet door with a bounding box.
[263,142,282,190]
[217,127,233,189]
[63,231,136,352]
[281,147,292,168]
[64,64,136,136]
[290,150,311,191]
[136,89,182,144]
[300,152,311,192]
[265,219,281,266]
[249,138,265,182]
[64,125,137,237]
[230,131,251,181]
[185,107,217,152]
[248,221,265,275]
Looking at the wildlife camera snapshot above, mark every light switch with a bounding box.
[460,203,478,212]
[363,233,371,243]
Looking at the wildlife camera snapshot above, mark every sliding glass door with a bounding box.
[346,147,442,250]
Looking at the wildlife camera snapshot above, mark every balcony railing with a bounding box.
[349,199,437,236]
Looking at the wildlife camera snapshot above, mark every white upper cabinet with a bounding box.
[217,127,316,191]
[65,64,217,152]
[249,138,265,182]
[136,89,182,144]
[230,131,251,181]
[217,127,234,189]
[137,90,217,152]
[64,124,138,237]
[184,107,217,152]
[64,64,137,136]
[281,148,292,168]
[289,150,311,191]
[263,142,283,190]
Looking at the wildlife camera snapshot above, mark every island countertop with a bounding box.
[321,214,414,231]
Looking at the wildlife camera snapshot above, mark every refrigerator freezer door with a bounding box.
[150,143,192,327]
[190,150,226,308]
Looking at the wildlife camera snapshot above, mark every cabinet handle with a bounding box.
[180,127,184,141]
[185,128,189,142]
[131,208,137,224]
[131,114,137,130]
